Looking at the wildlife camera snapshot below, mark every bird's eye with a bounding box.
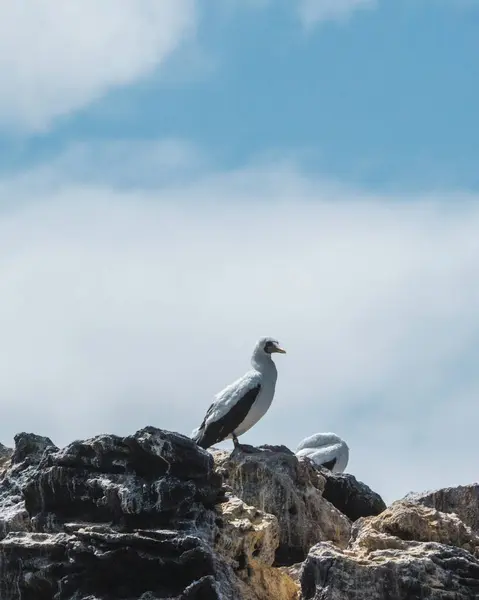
[264,342,274,353]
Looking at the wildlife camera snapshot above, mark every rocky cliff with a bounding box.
[0,428,477,600]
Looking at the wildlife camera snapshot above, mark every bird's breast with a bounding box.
[232,377,276,437]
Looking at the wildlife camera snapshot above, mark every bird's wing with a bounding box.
[321,458,337,471]
[203,371,262,427]
[296,433,340,452]
[192,371,262,448]
[296,444,341,469]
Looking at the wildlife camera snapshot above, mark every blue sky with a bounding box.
[0,1,479,503]
[2,1,479,189]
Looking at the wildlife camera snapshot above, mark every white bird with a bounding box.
[191,337,286,450]
[295,433,349,473]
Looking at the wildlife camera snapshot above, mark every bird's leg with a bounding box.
[232,433,255,454]
[232,433,248,453]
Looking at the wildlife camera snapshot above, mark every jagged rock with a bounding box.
[302,542,479,600]
[0,428,304,600]
[0,528,226,600]
[0,433,58,540]
[217,493,279,568]
[279,563,302,586]
[405,484,479,535]
[213,445,351,566]
[216,494,299,600]
[0,442,12,470]
[351,501,479,554]
[3,428,477,599]
[301,500,479,599]
[12,432,57,466]
[0,427,244,600]
[20,427,223,534]
[321,471,386,521]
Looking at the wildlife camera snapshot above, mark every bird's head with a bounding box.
[255,336,286,357]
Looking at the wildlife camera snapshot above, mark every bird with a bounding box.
[295,432,349,473]
[191,336,286,450]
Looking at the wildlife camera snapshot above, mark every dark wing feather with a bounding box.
[192,385,261,449]
[322,458,337,471]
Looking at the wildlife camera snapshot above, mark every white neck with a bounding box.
[251,351,276,373]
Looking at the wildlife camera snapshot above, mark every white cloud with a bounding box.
[298,0,377,27]
[0,0,196,132]
[0,150,479,504]
[9,139,208,190]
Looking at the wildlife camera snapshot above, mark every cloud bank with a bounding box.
[0,0,196,131]
[1,148,479,503]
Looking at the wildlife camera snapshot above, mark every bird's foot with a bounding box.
[232,434,244,453]
[232,437,257,454]
[237,444,257,454]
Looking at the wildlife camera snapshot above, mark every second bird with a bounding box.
[191,337,286,450]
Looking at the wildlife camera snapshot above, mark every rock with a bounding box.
[0,442,12,470]
[302,542,479,600]
[0,428,304,600]
[279,562,303,585]
[21,427,223,534]
[0,527,225,600]
[405,484,479,535]
[3,428,477,599]
[217,493,279,569]
[351,501,479,554]
[321,471,386,521]
[0,433,58,540]
[213,445,351,566]
[300,500,479,599]
[0,427,242,600]
[11,432,57,466]
[216,494,299,600]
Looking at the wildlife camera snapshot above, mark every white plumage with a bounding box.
[196,371,263,434]
[295,432,349,473]
[191,337,286,450]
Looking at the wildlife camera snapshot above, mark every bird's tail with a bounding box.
[191,426,209,449]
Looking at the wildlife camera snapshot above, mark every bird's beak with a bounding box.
[273,345,286,354]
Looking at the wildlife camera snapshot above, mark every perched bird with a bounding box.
[191,337,286,450]
[295,433,349,473]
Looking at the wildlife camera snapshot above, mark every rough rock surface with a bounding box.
[301,500,479,599]
[405,484,479,535]
[1,429,479,600]
[0,442,12,470]
[213,445,351,566]
[0,433,57,539]
[0,429,303,600]
[217,493,299,600]
[321,471,386,521]
[1,527,229,600]
[350,501,479,553]
[0,428,236,600]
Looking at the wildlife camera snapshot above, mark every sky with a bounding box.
[0,0,478,504]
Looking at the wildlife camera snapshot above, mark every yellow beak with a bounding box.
[273,346,286,354]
